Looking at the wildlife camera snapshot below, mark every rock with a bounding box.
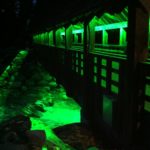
[23,105,42,118]
[43,86,51,92]
[34,103,46,112]
[49,81,57,86]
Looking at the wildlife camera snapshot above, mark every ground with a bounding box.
[0,50,101,150]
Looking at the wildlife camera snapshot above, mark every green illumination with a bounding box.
[101,59,107,66]
[56,28,65,46]
[30,91,81,149]
[112,61,120,70]
[81,69,84,76]
[95,46,125,53]
[94,66,98,73]
[72,29,84,34]
[0,59,81,149]
[81,54,84,59]
[146,76,150,80]
[111,72,119,82]
[49,31,54,46]
[92,50,126,59]
[94,76,97,83]
[120,28,127,45]
[102,30,108,45]
[60,32,65,35]
[101,69,107,77]
[145,84,150,96]
[95,21,127,31]
[94,57,97,64]
[76,67,78,73]
[101,79,106,88]
[76,59,78,65]
[76,53,78,58]
[103,95,112,125]
[144,101,150,112]
[87,147,99,150]
[0,50,28,105]
[73,23,83,29]
[111,84,119,94]
[81,61,84,68]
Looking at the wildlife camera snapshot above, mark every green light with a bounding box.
[94,57,97,64]
[30,95,80,149]
[101,79,106,88]
[60,32,65,35]
[102,30,108,45]
[120,28,127,46]
[19,50,28,55]
[5,66,10,71]
[103,95,112,125]
[146,76,150,80]
[94,76,97,83]
[111,84,119,94]
[101,59,107,66]
[144,101,150,112]
[76,59,78,65]
[56,28,65,46]
[49,31,53,46]
[94,66,97,73]
[81,61,84,67]
[81,54,83,59]
[76,67,78,73]
[73,34,78,43]
[92,50,126,59]
[81,69,84,76]
[112,61,120,70]
[111,72,119,82]
[95,21,127,31]
[72,29,84,34]
[101,69,107,77]
[0,54,81,149]
[0,50,28,105]
[76,53,78,58]
[145,84,150,96]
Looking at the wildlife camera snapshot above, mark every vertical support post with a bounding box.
[50,31,54,46]
[120,28,126,46]
[102,30,108,45]
[89,19,95,51]
[66,25,73,49]
[82,18,93,123]
[53,29,56,47]
[122,1,149,147]
[56,29,61,47]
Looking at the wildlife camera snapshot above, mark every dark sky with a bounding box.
[0,0,123,48]
[0,0,88,48]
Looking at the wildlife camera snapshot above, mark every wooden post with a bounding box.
[89,19,95,51]
[122,0,149,147]
[66,25,73,49]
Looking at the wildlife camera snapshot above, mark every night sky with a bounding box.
[0,0,118,48]
[0,0,89,48]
